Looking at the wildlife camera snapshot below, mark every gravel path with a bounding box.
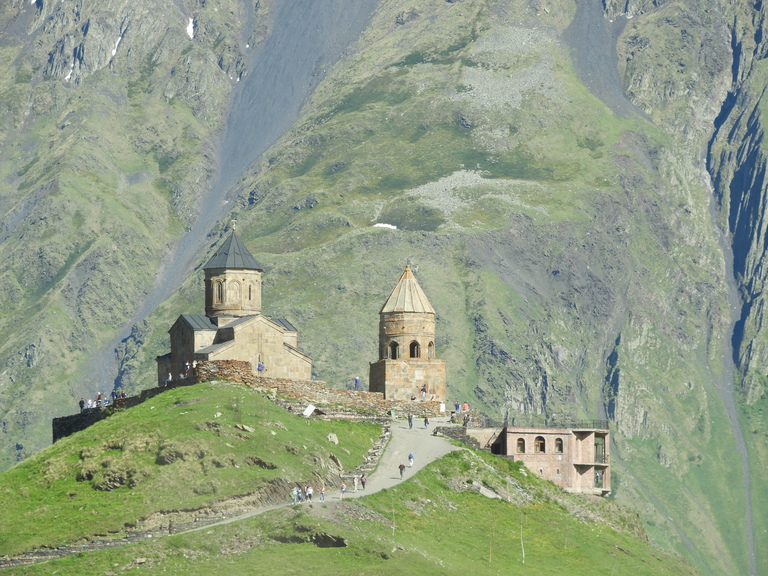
[344,415,459,497]
[181,416,461,533]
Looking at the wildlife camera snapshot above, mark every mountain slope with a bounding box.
[0,0,764,574]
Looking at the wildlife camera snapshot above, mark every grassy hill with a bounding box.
[0,381,696,575]
[0,0,763,574]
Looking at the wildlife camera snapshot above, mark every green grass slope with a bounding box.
[0,383,695,575]
[0,382,380,556]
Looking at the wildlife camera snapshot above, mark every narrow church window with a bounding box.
[389,341,399,359]
[409,341,420,358]
[248,284,252,300]
[216,281,224,302]
[428,341,435,359]
[231,281,241,302]
[517,438,525,453]
[555,438,563,453]
[535,436,546,453]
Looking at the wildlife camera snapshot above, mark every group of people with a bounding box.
[293,474,369,503]
[406,413,430,429]
[165,361,200,386]
[78,390,126,412]
[454,401,470,413]
[291,484,321,503]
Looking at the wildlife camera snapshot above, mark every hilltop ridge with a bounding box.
[0,380,696,575]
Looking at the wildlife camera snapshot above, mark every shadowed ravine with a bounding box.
[89,0,380,389]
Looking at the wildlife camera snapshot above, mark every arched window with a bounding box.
[216,281,224,303]
[428,341,435,359]
[248,284,253,301]
[516,438,525,453]
[535,436,546,453]
[389,341,399,359]
[555,438,563,453]
[230,281,241,302]
[409,341,420,358]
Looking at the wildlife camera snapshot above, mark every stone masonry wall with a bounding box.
[254,376,444,418]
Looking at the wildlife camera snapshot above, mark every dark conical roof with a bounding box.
[203,231,263,270]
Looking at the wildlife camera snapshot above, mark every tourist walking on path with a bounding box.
[291,487,298,504]
[462,402,469,412]
[360,475,367,490]
[424,416,430,428]
[353,475,358,492]
[399,463,406,479]
[408,413,413,429]
[306,485,313,502]
[320,486,326,502]
[79,398,85,412]
[455,401,460,413]
[408,452,414,467]
[340,482,346,499]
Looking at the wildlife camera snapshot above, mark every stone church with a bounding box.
[369,266,446,402]
[156,230,312,384]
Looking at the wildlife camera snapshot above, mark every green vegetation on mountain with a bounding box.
[0,0,765,574]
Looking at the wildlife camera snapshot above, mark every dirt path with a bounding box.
[181,416,460,533]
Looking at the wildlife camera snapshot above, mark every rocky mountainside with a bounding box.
[0,0,765,574]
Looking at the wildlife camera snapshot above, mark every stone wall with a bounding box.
[52,408,111,443]
[195,359,255,385]
[369,358,446,402]
[255,376,445,418]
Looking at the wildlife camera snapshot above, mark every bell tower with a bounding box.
[204,225,263,325]
[369,266,446,402]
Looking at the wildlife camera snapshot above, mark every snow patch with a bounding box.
[111,36,122,57]
[186,18,195,39]
[64,63,74,82]
[373,223,397,230]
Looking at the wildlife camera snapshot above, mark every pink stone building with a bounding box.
[466,423,610,496]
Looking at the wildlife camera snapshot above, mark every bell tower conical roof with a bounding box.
[204,231,262,271]
[380,265,435,314]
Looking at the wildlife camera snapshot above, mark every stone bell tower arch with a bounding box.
[369,265,446,401]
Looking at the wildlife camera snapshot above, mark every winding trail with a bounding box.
[181,416,460,534]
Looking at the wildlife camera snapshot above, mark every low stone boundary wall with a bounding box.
[255,377,444,418]
[434,425,482,450]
